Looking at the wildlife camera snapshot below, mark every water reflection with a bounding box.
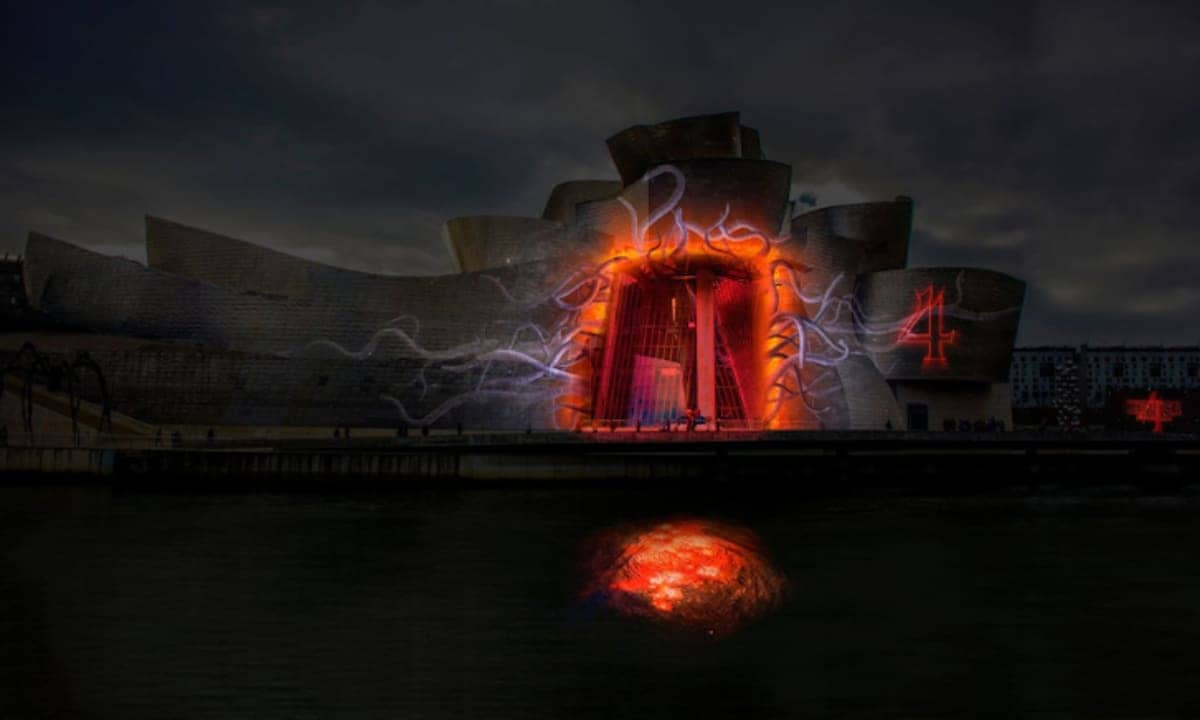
[582,518,786,635]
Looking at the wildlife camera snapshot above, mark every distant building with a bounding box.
[1011,346,1200,431]
[2,112,1026,440]
[1011,347,1078,410]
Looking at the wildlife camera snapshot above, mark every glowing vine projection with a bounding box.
[304,310,586,426]
[1126,391,1182,433]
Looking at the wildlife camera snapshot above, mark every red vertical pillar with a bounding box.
[695,268,716,426]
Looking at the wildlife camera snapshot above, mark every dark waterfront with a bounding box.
[4,482,1200,718]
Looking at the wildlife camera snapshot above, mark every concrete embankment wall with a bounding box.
[1,447,115,475]
[2,435,1197,491]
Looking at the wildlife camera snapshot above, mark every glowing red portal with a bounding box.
[582,519,785,635]
[899,284,956,369]
[1126,391,1183,433]
[593,268,759,427]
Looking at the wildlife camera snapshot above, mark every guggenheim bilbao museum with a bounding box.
[5,112,1026,435]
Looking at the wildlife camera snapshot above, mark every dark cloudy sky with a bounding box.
[3,1,1198,344]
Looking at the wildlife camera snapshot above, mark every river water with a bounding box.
[3,483,1200,718]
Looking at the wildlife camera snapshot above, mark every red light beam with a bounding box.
[1126,390,1183,433]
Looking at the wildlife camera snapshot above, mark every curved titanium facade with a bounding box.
[541,180,622,224]
[146,215,407,302]
[790,198,912,289]
[606,112,763,186]
[443,215,609,273]
[576,159,792,241]
[25,234,587,428]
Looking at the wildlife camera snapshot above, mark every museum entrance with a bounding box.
[593,263,761,429]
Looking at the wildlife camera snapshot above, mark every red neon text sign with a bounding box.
[1125,391,1183,433]
[898,285,957,369]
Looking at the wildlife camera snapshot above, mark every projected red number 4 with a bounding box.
[898,285,956,369]
[1126,391,1182,434]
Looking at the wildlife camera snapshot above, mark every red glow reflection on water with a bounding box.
[582,519,785,634]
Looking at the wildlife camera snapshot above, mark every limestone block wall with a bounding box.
[892,381,1014,430]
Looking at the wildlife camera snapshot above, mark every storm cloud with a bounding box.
[3,0,1198,344]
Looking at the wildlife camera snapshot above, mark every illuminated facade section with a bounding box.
[527,163,1025,432]
[898,285,957,369]
[11,112,1028,432]
[565,164,831,430]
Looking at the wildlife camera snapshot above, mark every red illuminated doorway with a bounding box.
[593,263,761,428]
